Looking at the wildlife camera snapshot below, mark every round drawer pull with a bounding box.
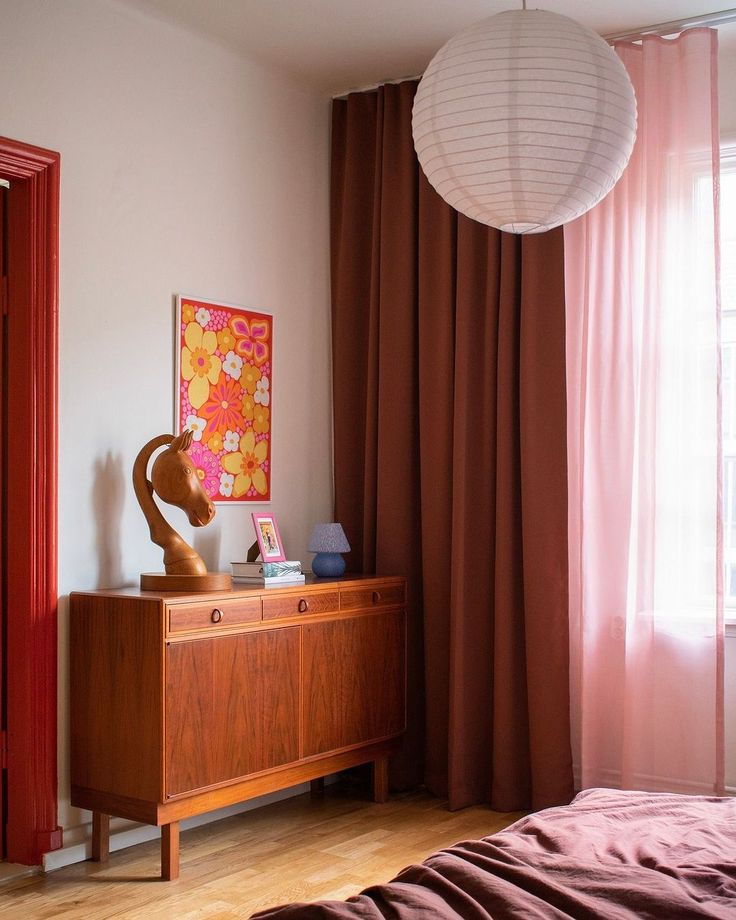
[298,598,309,613]
[211,608,224,624]
[372,591,381,604]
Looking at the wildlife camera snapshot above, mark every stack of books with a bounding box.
[231,560,304,586]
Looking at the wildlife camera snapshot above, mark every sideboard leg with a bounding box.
[91,812,110,862]
[372,756,389,803]
[310,777,325,798]
[161,821,180,880]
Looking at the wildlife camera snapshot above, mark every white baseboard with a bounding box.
[43,777,336,873]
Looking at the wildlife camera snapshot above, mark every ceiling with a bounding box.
[116,0,736,94]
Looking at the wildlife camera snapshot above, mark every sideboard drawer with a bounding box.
[340,582,405,612]
[168,597,262,634]
[262,589,339,621]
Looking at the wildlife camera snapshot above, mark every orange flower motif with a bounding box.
[200,377,243,440]
[181,303,195,323]
[231,316,270,365]
[222,430,268,496]
[241,362,261,395]
[242,394,255,422]
[217,326,236,353]
[208,431,224,453]
[253,404,270,434]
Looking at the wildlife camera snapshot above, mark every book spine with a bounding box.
[231,561,302,577]
[232,574,306,585]
[263,563,301,577]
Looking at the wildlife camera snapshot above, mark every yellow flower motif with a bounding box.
[181,322,222,410]
[253,404,270,434]
[217,327,236,353]
[242,394,255,421]
[241,362,261,395]
[207,431,224,453]
[182,303,195,323]
[221,430,268,496]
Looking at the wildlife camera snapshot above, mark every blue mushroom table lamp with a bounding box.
[309,523,350,577]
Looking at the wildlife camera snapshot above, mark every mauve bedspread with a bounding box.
[253,789,736,919]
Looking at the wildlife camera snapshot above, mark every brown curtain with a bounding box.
[331,81,573,812]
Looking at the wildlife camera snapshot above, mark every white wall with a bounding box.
[0,0,332,838]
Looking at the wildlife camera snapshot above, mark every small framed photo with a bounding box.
[251,513,286,562]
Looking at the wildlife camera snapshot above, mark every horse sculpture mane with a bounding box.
[133,430,215,577]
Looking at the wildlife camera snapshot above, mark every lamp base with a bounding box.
[311,552,346,578]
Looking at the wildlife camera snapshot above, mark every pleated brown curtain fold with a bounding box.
[331,81,573,811]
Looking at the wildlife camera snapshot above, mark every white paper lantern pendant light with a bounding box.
[412,2,637,233]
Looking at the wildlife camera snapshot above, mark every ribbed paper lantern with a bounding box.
[412,9,637,234]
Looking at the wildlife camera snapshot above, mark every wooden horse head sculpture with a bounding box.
[133,431,231,591]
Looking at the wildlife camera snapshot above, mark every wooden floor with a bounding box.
[1,783,523,919]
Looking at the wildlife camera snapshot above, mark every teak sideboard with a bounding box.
[70,575,406,879]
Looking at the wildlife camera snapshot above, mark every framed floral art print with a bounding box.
[175,295,272,503]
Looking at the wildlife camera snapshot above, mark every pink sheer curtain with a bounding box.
[565,30,724,794]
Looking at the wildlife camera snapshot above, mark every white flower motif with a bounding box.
[254,376,270,406]
[195,307,211,327]
[223,430,240,452]
[219,471,235,497]
[222,350,243,380]
[185,414,206,441]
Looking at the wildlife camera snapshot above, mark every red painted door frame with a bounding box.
[0,177,6,858]
[0,136,61,864]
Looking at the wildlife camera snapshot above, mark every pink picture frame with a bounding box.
[251,512,286,562]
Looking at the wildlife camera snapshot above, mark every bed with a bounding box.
[253,788,736,918]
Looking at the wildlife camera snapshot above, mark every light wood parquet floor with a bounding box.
[0,783,523,919]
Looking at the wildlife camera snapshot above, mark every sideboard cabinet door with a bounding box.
[165,628,300,797]
[302,609,405,757]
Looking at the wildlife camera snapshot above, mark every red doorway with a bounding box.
[1,176,6,857]
[0,137,61,864]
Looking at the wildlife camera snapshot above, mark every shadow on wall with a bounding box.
[92,451,126,589]
[194,526,222,573]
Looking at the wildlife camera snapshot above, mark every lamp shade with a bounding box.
[308,523,351,554]
[412,9,637,234]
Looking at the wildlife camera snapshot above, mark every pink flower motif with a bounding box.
[187,442,220,498]
[230,316,270,365]
[209,310,228,331]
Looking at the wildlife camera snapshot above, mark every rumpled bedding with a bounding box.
[253,788,736,918]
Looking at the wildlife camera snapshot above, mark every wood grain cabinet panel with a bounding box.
[70,596,162,803]
[165,629,299,796]
[302,609,406,757]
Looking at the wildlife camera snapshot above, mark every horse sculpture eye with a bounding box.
[184,467,192,475]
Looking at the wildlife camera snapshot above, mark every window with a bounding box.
[691,149,736,610]
[721,153,736,603]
